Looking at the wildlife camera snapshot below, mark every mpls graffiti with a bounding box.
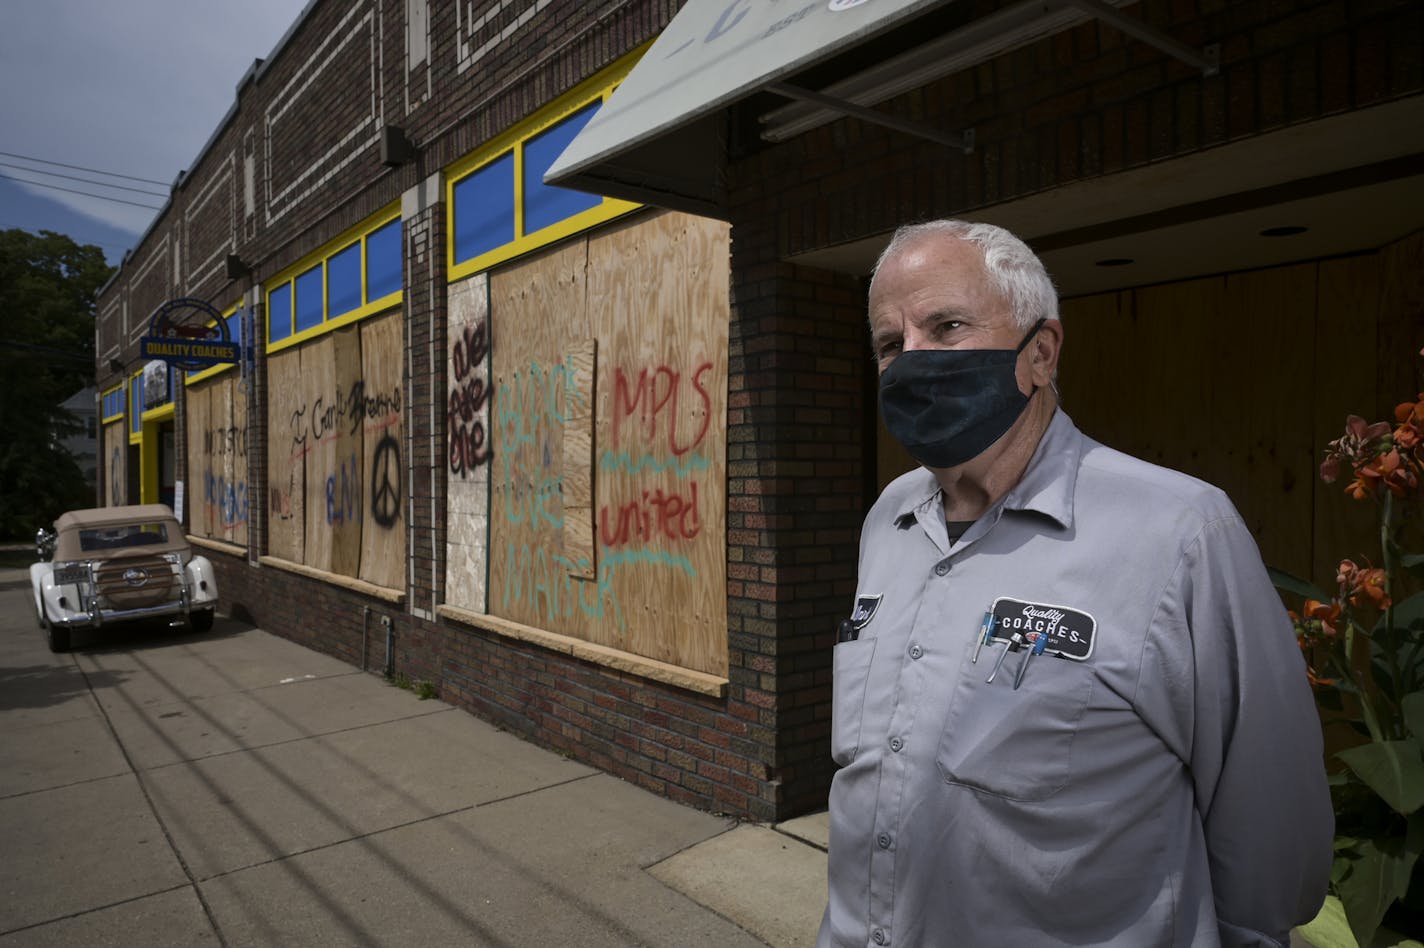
[449,318,492,477]
[610,362,714,455]
[498,356,717,630]
[204,470,248,530]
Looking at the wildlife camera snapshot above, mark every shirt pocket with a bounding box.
[831,637,877,766]
[935,655,1095,802]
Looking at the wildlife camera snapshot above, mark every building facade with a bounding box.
[96,0,1423,820]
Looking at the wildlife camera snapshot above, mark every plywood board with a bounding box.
[184,382,211,538]
[297,326,365,576]
[230,374,249,548]
[586,211,730,677]
[102,421,129,507]
[1224,264,1317,580]
[1314,254,1383,587]
[358,311,405,590]
[207,378,243,542]
[266,347,306,563]
[1376,230,1424,415]
[1058,290,1126,451]
[488,238,591,637]
[446,274,493,613]
[562,339,596,580]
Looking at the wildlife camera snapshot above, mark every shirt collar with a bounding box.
[892,409,1082,532]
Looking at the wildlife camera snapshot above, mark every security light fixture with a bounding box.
[381,125,418,167]
[226,254,250,280]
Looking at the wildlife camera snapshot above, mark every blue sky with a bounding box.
[0,0,306,264]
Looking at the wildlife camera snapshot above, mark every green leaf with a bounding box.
[1400,552,1424,570]
[1376,592,1424,634]
[1297,896,1360,948]
[1337,837,1418,948]
[1269,567,1330,602]
[1404,694,1424,743]
[1337,742,1424,815]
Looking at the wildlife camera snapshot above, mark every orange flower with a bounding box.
[1350,568,1390,609]
[1300,598,1342,638]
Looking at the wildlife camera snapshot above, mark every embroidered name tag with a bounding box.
[989,597,1096,661]
[850,594,883,630]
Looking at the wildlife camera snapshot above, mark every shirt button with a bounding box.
[934,561,950,576]
[889,737,904,752]
[909,644,923,660]
[877,833,892,849]
[873,929,888,946]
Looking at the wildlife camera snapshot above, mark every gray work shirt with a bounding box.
[820,411,1332,948]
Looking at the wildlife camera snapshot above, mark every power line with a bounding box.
[0,150,169,187]
[0,173,164,211]
[0,161,168,198]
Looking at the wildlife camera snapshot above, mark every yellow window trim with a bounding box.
[141,402,175,423]
[264,202,403,354]
[445,43,649,284]
[185,300,244,386]
[101,382,125,424]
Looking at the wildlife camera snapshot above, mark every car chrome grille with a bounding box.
[93,556,179,610]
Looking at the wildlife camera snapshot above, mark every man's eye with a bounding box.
[877,340,902,359]
[936,320,962,335]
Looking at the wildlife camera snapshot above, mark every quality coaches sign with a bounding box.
[139,298,240,370]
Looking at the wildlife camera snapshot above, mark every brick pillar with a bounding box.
[402,173,446,618]
[725,202,870,817]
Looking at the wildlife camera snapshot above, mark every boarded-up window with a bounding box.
[445,209,730,678]
[264,311,406,587]
[185,374,250,545]
[102,421,128,507]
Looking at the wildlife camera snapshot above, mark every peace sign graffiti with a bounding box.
[371,435,402,528]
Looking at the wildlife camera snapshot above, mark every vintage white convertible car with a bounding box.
[31,504,219,652]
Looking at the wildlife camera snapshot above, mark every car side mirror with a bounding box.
[35,527,55,561]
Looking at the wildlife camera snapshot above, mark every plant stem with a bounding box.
[1380,491,1405,737]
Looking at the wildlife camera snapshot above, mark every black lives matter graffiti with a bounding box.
[449,318,493,477]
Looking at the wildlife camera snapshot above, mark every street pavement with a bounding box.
[0,567,828,947]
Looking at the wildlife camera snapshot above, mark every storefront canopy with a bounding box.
[546,0,1216,217]
[544,0,954,216]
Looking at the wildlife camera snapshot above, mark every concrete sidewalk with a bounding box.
[0,568,828,947]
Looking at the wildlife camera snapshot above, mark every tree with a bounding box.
[0,229,114,538]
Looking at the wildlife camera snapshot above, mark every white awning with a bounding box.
[544,0,954,216]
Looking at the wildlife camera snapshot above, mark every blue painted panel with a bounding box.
[268,282,293,344]
[130,382,141,433]
[294,265,324,333]
[327,242,362,317]
[366,220,401,301]
[453,153,515,264]
[523,102,602,234]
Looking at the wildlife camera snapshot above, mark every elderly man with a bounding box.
[820,220,1332,947]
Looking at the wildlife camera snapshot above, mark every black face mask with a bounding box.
[878,318,1047,469]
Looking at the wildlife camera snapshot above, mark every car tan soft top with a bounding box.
[53,504,186,560]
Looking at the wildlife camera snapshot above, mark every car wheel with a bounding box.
[190,610,215,634]
[48,622,70,653]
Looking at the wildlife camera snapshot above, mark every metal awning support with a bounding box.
[1064,0,1219,75]
[765,82,975,153]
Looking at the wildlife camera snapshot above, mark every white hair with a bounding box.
[872,219,1059,329]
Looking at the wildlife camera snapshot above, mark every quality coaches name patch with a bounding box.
[989,597,1096,661]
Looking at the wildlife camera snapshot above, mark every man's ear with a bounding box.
[1031,319,1063,387]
